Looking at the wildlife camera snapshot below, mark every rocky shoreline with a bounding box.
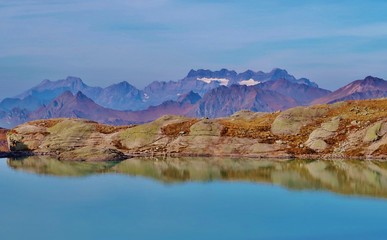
[2,99,386,161]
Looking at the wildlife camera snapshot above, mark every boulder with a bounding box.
[271,106,328,135]
[305,117,341,151]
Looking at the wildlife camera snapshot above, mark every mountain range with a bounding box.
[1,68,317,112]
[1,68,386,128]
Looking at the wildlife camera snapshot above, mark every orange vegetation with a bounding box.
[218,113,279,142]
[95,124,134,134]
[161,119,199,136]
[0,128,8,152]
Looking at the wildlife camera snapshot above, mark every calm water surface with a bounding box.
[1,156,387,240]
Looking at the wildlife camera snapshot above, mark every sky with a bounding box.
[1,0,387,99]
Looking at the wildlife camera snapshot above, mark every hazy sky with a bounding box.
[1,0,387,99]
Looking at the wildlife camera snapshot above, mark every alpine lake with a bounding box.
[1,156,387,240]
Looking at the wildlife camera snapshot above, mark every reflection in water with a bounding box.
[7,156,387,198]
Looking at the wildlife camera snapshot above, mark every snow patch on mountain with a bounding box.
[197,78,229,86]
[239,79,261,86]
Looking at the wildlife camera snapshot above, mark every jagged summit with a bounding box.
[186,68,238,78]
[16,76,91,100]
[103,81,138,93]
[185,68,317,88]
[361,76,386,85]
[36,76,86,89]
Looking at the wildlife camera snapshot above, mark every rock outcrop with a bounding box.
[305,117,341,151]
[5,98,387,161]
[6,119,129,161]
[0,128,8,152]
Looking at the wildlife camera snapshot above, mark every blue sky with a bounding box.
[1,0,387,99]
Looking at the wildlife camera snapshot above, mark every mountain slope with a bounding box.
[29,91,132,125]
[0,108,30,129]
[16,76,103,101]
[192,85,298,118]
[29,91,199,126]
[0,95,43,111]
[93,81,146,111]
[259,78,331,105]
[313,76,387,104]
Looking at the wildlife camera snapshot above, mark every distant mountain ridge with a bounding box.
[0,68,318,113]
[2,82,305,126]
[1,71,387,128]
[28,91,199,126]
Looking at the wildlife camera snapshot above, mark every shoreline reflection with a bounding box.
[7,156,387,199]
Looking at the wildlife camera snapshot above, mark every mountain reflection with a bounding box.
[7,156,387,198]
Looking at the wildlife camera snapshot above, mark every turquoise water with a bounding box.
[1,157,387,240]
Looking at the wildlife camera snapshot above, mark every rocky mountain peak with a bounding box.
[186,69,237,79]
[350,76,387,90]
[269,68,294,80]
[118,81,137,90]
[362,76,385,84]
